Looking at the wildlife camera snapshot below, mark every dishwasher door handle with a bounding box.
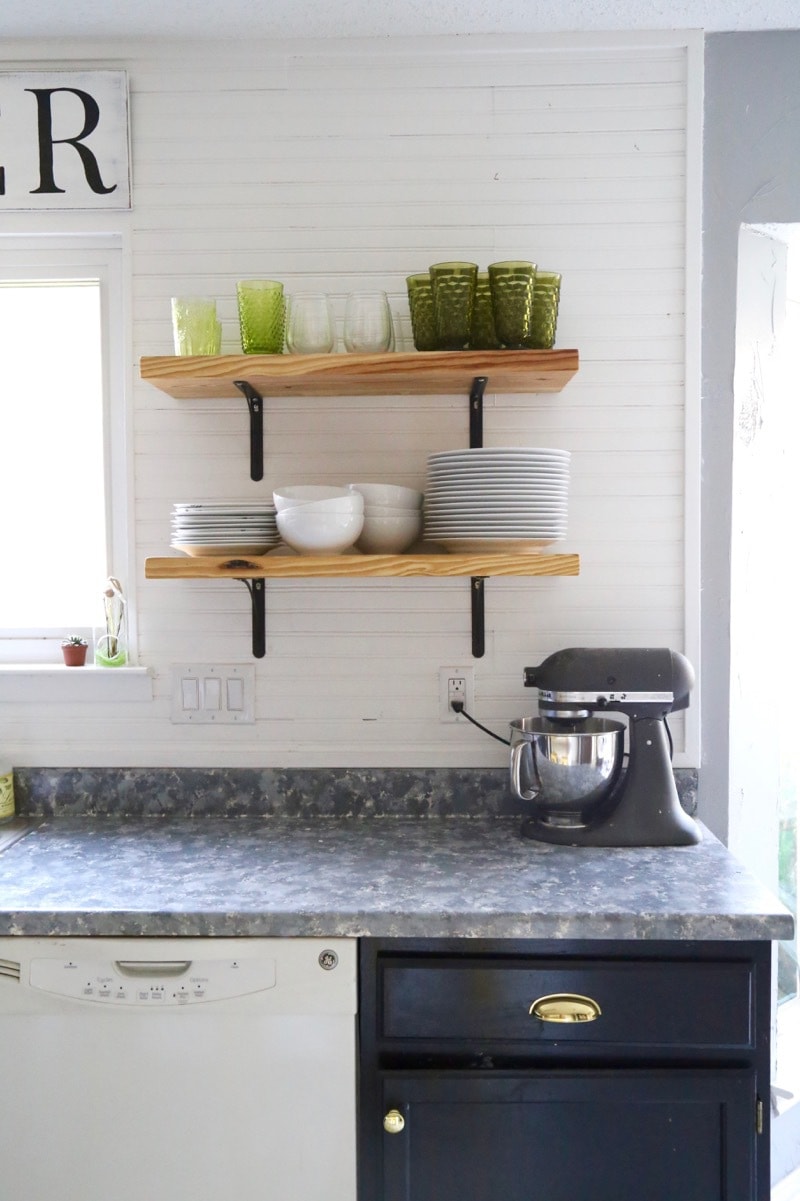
[114,960,192,977]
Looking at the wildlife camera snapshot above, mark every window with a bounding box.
[0,235,129,663]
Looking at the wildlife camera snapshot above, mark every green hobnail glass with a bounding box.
[406,274,439,351]
[468,272,501,350]
[429,261,478,350]
[236,279,286,354]
[528,270,562,350]
[488,260,537,349]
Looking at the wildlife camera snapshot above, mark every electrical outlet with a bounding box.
[439,666,475,722]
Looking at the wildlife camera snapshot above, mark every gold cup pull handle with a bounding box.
[383,1108,406,1134]
[529,993,602,1023]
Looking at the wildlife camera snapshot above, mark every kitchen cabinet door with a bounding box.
[379,1068,757,1201]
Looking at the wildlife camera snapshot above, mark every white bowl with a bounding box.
[356,506,422,554]
[276,507,364,554]
[273,485,356,513]
[274,494,364,516]
[347,482,424,510]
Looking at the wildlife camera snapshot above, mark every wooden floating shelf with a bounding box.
[139,349,579,399]
[145,552,581,581]
[140,348,581,657]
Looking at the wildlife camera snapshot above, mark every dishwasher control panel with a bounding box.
[28,955,277,1005]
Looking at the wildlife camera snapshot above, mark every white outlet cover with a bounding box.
[438,665,475,722]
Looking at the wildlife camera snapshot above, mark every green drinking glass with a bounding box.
[429,261,478,350]
[488,260,537,349]
[171,297,220,355]
[406,274,439,351]
[528,271,562,350]
[468,272,501,350]
[236,279,286,354]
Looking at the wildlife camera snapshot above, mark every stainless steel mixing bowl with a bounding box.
[509,716,626,826]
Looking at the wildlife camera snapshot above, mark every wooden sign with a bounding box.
[0,71,130,209]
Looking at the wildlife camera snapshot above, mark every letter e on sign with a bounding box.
[0,70,131,210]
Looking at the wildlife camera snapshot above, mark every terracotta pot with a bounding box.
[61,642,88,667]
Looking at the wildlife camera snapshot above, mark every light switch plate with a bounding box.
[170,664,255,724]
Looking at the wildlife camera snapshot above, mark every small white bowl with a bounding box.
[276,507,364,555]
[356,506,422,554]
[347,482,424,510]
[274,494,364,516]
[273,485,356,513]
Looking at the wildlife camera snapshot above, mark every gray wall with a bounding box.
[701,32,800,838]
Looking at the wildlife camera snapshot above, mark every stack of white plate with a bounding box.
[424,447,570,552]
[171,502,280,556]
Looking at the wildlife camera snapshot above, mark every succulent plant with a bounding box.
[62,635,88,647]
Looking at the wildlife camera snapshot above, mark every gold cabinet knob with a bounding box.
[529,993,602,1023]
[383,1108,405,1134]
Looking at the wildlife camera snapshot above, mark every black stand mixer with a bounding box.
[517,647,700,847]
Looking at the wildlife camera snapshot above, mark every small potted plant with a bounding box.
[61,635,89,667]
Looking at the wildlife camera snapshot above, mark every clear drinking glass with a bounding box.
[286,293,335,354]
[343,291,393,353]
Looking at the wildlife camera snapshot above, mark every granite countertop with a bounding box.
[0,816,792,941]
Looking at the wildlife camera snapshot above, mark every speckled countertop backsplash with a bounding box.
[12,766,698,819]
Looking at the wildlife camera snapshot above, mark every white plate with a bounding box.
[173,503,276,513]
[172,511,276,521]
[427,447,571,461]
[425,521,568,530]
[426,470,570,483]
[432,537,563,553]
[424,502,568,512]
[172,541,278,556]
[171,521,277,530]
[426,482,569,493]
[424,524,568,535]
[171,531,277,539]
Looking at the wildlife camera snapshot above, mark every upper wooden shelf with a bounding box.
[139,349,579,399]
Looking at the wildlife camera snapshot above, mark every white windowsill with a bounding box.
[0,664,154,702]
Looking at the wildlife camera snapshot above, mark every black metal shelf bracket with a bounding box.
[233,380,264,481]
[469,376,487,449]
[468,377,488,656]
[237,578,266,658]
[471,576,486,658]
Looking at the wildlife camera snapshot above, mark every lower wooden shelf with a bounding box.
[144,552,580,580]
[144,551,580,659]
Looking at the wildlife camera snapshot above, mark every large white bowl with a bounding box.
[348,482,424,510]
[276,507,364,554]
[356,505,422,554]
[273,485,358,513]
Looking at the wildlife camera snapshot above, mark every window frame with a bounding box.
[0,232,135,665]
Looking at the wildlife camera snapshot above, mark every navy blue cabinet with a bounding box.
[359,939,772,1201]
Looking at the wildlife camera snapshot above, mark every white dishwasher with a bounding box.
[0,936,357,1201]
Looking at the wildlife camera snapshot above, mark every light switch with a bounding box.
[171,665,255,724]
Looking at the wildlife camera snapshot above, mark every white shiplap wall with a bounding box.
[3,32,700,768]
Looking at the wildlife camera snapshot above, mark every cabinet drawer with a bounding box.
[379,956,756,1050]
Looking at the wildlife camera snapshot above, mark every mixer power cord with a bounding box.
[451,700,675,760]
[450,700,511,745]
